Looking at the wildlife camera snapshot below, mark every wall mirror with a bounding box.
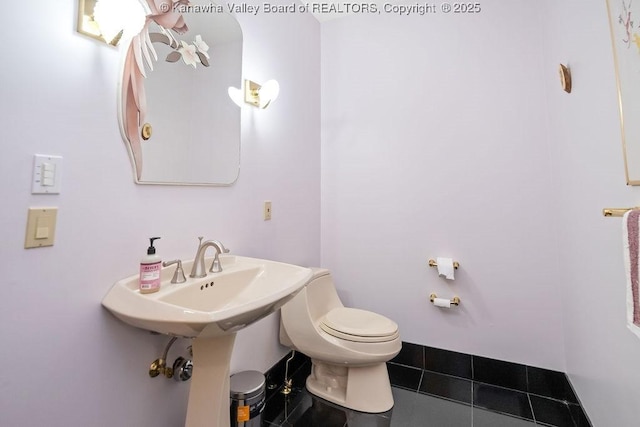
[118,1,242,185]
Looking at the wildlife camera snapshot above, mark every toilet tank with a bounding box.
[279,268,344,347]
[305,269,344,322]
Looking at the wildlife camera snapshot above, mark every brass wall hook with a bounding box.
[559,64,572,93]
[141,123,152,141]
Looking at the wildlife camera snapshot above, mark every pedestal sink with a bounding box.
[102,255,312,427]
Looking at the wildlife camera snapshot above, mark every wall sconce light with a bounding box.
[77,0,145,46]
[228,79,280,109]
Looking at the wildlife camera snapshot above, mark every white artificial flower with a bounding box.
[193,34,210,59]
[178,40,201,68]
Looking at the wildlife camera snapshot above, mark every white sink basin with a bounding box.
[102,255,313,338]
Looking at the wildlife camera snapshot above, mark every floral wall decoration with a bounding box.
[121,0,211,180]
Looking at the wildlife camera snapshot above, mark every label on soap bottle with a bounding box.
[140,262,161,293]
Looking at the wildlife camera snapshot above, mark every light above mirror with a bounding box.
[228,79,280,109]
[77,0,146,46]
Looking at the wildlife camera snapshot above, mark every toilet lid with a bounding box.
[320,307,399,343]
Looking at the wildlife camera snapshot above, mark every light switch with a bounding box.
[41,163,55,186]
[32,154,62,194]
[35,226,49,239]
[25,208,58,248]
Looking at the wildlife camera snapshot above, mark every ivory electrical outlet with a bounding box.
[263,201,272,221]
[25,207,58,248]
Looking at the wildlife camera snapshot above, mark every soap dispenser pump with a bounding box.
[139,237,162,294]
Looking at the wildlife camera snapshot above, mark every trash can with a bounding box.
[230,370,266,427]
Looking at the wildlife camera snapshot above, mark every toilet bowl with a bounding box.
[279,268,401,413]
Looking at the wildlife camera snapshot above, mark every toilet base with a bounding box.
[305,360,394,413]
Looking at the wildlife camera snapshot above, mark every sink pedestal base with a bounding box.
[185,334,236,427]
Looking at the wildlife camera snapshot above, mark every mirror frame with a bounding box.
[116,0,242,186]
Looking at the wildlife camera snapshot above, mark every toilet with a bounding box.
[279,268,401,413]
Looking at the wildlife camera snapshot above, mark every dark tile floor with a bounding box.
[260,343,592,427]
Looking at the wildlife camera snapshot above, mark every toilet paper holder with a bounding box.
[430,293,461,306]
[428,259,460,269]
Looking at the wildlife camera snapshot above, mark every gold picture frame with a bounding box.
[607,0,640,185]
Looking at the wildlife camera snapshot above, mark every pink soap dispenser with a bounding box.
[139,237,162,294]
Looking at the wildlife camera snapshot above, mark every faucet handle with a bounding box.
[163,260,187,284]
[208,240,229,273]
[209,253,223,273]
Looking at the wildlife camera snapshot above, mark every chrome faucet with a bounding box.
[189,237,230,278]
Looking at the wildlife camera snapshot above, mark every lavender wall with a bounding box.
[321,1,565,370]
[0,1,320,426]
[542,0,640,425]
[320,0,640,424]
[4,0,640,425]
